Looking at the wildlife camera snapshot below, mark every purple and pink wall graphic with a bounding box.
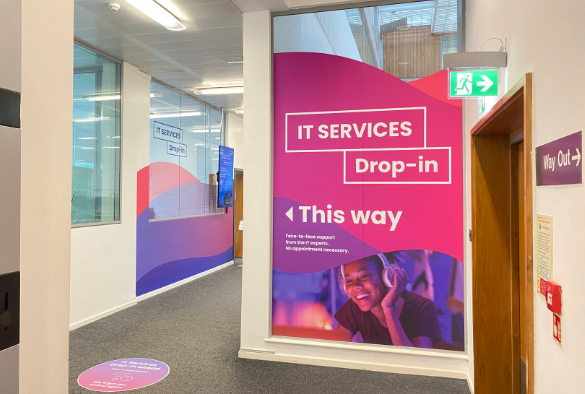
[272,52,464,350]
[136,162,233,297]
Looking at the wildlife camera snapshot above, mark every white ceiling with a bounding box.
[74,0,450,111]
[74,0,244,110]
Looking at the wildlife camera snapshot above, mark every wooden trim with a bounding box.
[471,75,527,136]
[471,73,534,394]
[523,73,534,394]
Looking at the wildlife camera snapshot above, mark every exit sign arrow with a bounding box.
[449,69,499,98]
[477,75,494,92]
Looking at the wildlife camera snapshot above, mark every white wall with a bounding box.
[238,10,468,379]
[465,1,585,392]
[20,0,73,391]
[69,63,151,329]
[227,113,245,170]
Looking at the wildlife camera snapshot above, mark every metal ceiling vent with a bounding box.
[380,18,408,35]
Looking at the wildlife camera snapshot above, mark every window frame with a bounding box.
[71,41,123,228]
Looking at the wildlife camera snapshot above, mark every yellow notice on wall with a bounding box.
[536,215,553,296]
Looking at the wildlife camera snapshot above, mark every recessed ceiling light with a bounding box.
[125,0,186,31]
[223,56,244,64]
[194,86,244,95]
[73,117,110,123]
[150,111,203,119]
[73,95,120,101]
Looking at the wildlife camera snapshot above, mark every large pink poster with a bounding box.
[272,52,464,351]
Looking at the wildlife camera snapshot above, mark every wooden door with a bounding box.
[471,135,515,393]
[234,172,244,258]
[471,74,534,394]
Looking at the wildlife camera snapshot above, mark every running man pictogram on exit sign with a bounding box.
[449,70,499,98]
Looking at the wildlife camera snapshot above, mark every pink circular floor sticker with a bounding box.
[78,358,169,392]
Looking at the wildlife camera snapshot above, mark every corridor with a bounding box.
[69,265,470,393]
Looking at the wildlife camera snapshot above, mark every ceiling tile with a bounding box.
[189,14,242,30]
[161,45,243,60]
[177,2,239,19]
[175,56,230,66]
[132,26,242,45]
[150,36,242,52]
[75,27,121,40]
[74,0,245,110]
[188,63,242,73]
[81,35,139,49]
[115,22,169,35]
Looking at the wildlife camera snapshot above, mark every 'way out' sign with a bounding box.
[449,70,498,98]
[536,131,582,186]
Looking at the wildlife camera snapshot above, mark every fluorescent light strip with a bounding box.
[73,95,120,102]
[125,0,185,31]
[150,111,203,119]
[73,117,110,123]
[194,86,243,95]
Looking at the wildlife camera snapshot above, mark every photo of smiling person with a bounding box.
[334,253,442,348]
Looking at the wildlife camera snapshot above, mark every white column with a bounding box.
[20,0,73,392]
[239,10,273,353]
[69,63,150,329]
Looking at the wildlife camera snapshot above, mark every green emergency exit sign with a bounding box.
[449,69,499,98]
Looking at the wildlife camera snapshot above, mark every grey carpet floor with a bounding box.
[69,264,470,394]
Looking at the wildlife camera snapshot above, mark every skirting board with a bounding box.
[136,260,234,302]
[69,299,137,331]
[239,348,468,380]
[70,260,234,330]
[467,376,474,393]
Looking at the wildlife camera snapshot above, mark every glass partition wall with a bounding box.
[72,44,121,226]
[149,81,226,220]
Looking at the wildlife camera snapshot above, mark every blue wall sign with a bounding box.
[218,146,234,207]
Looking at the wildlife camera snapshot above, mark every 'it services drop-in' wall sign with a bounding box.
[153,121,187,158]
[449,69,499,98]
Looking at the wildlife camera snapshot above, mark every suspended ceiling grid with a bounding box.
[74,0,244,110]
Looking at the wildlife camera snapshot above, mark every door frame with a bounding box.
[470,73,533,394]
[233,168,244,261]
